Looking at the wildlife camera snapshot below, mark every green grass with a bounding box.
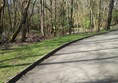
[0,28,117,83]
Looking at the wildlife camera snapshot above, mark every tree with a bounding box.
[0,0,5,35]
[0,0,117,43]
[40,0,45,37]
[7,0,12,32]
[69,0,74,34]
[106,0,115,30]
[11,0,31,42]
[97,0,102,32]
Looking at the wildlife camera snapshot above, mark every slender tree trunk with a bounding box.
[12,0,17,33]
[67,1,70,34]
[21,24,27,42]
[54,0,57,37]
[0,0,5,35]
[7,0,12,33]
[106,0,114,30]
[90,0,94,30]
[11,0,31,42]
[40,0,45,36]
[69,0,74,35]
[90,9,93,29]
[62,0,65,36]
[21,0,32,42]
[29,0,37,20]
[27,0,37,33]
[50,0,53,34]
[97,0,102,32]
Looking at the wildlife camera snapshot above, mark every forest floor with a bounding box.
[17,30,118,83]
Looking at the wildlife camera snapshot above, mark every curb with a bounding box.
[8,29,118,83]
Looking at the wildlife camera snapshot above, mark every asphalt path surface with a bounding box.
[17,31,118,83]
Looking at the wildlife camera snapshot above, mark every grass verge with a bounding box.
[0,28,117,83]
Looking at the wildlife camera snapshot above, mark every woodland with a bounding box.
[0,0,117,43]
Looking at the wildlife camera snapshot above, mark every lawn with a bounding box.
[0,28,116,83]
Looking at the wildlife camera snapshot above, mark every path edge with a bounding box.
[7,29,118,83]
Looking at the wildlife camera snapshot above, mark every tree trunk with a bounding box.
[11,0,31,42]
[7,0,12,33]
[0,0,5,35]
[97,0,102,32]
[50,0,53,35]
[106,0,114,30]
[62,0,65,36]
[54,0,57,37]
[27,0,37,33]
[12,0,17,33]
[40,0,45,37]
[90,0,94,30]
[69,0,74,35]
[21,24,27,42]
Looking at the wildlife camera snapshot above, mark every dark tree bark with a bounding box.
[62,0,65,36]
[11,0,31,42]
[106,0,114,30]
[69,0,74,35]
[90,0,95,31]
[27,0,37,33]
[0,0,5,35]
[12,0,17,33]
[54,0,57,37]
[21,0,32,42]
[40,0,45,37]
[97,0,102,32]
[50,0,53,34]
[7,0,12,33]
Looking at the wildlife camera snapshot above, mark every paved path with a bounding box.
[17,31,118,83]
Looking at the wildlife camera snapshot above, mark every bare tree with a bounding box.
[69,0,74,34]
[106,0,115,30]
[40,0,45,36]
[0,0,5,35]
[7,0,12,32]
[97,0,102,32]
[11,0,31,42]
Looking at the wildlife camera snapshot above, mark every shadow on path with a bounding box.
[55,46,118,56]
[85,78,118,83]
[40,55,118,66]
[69,37,118,46]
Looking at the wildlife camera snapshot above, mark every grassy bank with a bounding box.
[0,28,117,83]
